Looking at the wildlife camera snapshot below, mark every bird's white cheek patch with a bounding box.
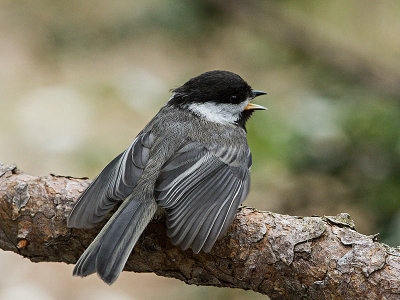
[187,101,248,124]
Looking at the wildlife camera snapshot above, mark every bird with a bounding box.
[67,70,267,284]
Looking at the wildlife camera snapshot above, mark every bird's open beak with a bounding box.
[245,90,267,110]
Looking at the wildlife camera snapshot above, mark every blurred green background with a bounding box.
[1,0,400,299]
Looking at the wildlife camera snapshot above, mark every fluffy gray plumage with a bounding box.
[67,70,265,284]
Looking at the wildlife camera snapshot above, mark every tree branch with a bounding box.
[0,162,399,299]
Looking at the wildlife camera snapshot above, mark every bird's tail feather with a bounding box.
[73,196,158,284]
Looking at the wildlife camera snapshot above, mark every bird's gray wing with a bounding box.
[155,142,251,253]
[67,131,155,228]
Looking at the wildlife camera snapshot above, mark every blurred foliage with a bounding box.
[1,0,400,299]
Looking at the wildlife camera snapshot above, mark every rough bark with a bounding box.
[0,162,399,299]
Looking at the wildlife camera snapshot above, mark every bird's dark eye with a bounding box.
[230,95,237,102]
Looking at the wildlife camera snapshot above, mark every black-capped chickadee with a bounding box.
[67,70,267,284]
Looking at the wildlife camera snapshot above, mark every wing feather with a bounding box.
[178,173,238,250]
[155,142,251,253]
[68,132,154,228]
[166,166,228,237]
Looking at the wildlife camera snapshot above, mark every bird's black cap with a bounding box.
[170,70,255,106]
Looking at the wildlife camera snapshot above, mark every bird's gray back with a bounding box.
[137,105,250,191]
